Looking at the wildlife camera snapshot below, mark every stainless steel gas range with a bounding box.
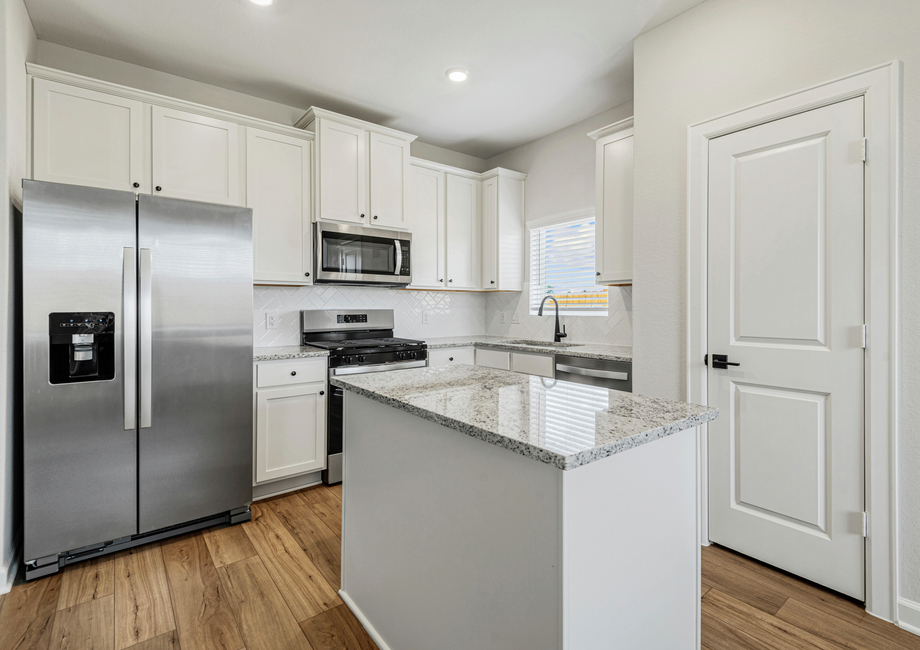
[301,309,427,485]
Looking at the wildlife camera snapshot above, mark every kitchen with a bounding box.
[1,1,919,649]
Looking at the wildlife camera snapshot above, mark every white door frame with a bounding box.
[687,61,900,622]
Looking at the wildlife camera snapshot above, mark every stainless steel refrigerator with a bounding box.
[22,180,253,580]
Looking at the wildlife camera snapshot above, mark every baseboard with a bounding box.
[1,529,23,595]
[339,589,393,650]
[899,598,920,636]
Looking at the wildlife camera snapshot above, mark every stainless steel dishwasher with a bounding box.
[554,355,632,392]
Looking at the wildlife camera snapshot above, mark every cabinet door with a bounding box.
[369,132,409,229]
[32,78,146,192]
[247,128,312,285]
[255,382,326,483]
[445,174,479,290]
[481,177,498,290]
[496,177,524,291]
[152,106,240,205]
[596,132,633,284]
[317,119,367,224]
[408,165,445,289]
[474,348,510,371]
[429,347,475,369]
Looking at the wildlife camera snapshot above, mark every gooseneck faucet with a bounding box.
[538,296,567,343]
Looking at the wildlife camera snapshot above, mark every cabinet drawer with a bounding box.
[257,358,327,388]
[429,347,475,369]
[475,348,510,371]
[511,352,554,378]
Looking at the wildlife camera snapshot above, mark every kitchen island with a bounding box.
[331,365,718,650]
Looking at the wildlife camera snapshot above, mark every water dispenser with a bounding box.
[49,312,116,384]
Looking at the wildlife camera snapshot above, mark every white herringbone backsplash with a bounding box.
[253,286,487,346]
[485,286,633,345]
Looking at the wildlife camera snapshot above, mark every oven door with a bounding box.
[314,221,411,286]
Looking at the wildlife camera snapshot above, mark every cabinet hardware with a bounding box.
[290,371,297,376]
[155,186,162,192]
[319,390,325,396]
[133,182,140,188]
[439,279,443,282]
[596,271,601,276]
[373,215,378,220]
[448,357,454,361]
[304,272,310,277]
[359,213,365,218]
[490,280,495,284]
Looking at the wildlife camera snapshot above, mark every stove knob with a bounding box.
[343,356,352,364]
[397,352,405,360]
[358,355,366,363]
[409,351,417,359]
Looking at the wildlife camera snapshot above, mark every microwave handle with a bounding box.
[395,239,402,274]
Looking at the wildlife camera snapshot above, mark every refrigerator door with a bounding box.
[137,195,253,533]
[23,180,138,561]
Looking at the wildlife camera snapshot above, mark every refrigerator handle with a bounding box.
[123,248,137,430]
[139,248,152,429]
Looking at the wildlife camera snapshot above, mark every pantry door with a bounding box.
[707,96,866,599]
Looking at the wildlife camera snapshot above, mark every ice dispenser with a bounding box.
[49,312,115,384]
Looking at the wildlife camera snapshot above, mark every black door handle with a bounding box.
[707,354,740,369]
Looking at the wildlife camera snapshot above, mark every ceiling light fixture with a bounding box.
[249,0,273,6]
[446,68,469,82]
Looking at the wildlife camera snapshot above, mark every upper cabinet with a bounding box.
[588,118,633,285]
[151,107,240,205]
[297,108,415,230]
[247,128,313,286]
[480,168,525,291]
[32,78,147,193]
[408,164,446,290]
[445,173,479,290]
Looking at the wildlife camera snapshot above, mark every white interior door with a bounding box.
[707,97,866,599]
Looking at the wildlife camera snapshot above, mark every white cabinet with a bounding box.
[480,169,525,291]
[152,106,240,205]
[32,78,147,192]
[589,118,633,285]
[445,173,480,290]
[428,347,475,369]
[408,164,446,289]
[475,348,510,371]
[510,352,554,378]
[247,128,313,286]
[298,108,415,229]
[254,359,327,484]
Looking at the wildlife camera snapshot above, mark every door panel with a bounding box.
[32,79,146,192]
[369,132,408,228]
[408,165,444,289]
[137,195,253,533]
[445,173,478,290]
[481,177,497,289]
[23,181,138,560]
[708,97,865,598]
[152,106,240,205]
[255,383,326,483]
[318,120,366,223]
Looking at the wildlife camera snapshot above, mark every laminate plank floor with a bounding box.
[2,485,918,650]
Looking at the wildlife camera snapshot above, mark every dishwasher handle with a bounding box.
[555,363,628,382]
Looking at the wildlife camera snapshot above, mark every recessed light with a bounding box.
[249,0,273,6]
[446,68,469,82]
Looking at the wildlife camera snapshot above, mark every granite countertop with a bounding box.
[253,346,329,362]
[332,365,717,470]
[424,335,632,362]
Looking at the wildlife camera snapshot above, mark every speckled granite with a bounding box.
[253,346,329,362]
[423,335,632,362]
[332,365,717,470]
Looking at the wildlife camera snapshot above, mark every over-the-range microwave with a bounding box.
[314,221,412,287]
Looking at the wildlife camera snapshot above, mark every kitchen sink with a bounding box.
[502,339,583,348]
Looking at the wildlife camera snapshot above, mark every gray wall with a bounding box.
[1,0,36,590]
[632,0,920,606]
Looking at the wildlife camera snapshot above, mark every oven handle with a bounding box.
[332,359,427,376]
[394,239,402,274]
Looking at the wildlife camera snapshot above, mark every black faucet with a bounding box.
[537,296,567,343]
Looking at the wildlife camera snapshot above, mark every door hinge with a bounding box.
[862,324,867,349]
[861,137,868,163]
[863,512,869,537]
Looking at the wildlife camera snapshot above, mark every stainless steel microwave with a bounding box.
[314,221,412,286]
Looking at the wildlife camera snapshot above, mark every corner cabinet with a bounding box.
[588,117,633,285]
[480,169,525,291]
[247,128,313,285]
[297,108,415,230]
[254,358,327,484]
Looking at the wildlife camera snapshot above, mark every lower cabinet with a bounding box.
[429,347,475,369]
[510,352,554,378]
[474,348,511,371]
[254,360,327,484]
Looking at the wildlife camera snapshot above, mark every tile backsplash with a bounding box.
[253,285,632,347]
[485,286,632,345]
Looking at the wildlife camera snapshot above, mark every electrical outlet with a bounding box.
[265,312,279,330]
[422,310,432,325]
[499,311,508,324]
[511,312,521,324]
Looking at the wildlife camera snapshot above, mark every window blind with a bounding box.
[529,217,608,316]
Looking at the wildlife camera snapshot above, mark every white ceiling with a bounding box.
[24,0,703,159]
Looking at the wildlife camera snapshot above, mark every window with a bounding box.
[529,217,608,316]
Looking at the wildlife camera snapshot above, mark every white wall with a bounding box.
[1,0,36,591]
[631,0,920,608]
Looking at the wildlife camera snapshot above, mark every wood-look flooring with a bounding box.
[1,483,917,649]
